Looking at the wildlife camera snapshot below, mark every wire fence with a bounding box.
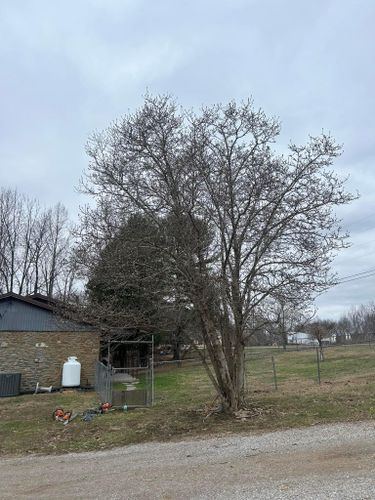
[152,343,375,394]
[245,343,375,392]
[96,343,375,404]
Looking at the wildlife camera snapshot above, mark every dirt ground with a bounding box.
[1,421,375,499]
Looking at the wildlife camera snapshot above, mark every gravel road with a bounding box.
[2,421,375,499]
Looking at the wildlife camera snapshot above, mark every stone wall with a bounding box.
[0,331,100,392]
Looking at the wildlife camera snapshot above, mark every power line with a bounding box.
[336,271,375,285]
[338,267,375,281]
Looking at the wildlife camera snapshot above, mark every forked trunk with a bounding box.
[200,310,246,412]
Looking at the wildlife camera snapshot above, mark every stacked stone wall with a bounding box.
[0,331,100,392]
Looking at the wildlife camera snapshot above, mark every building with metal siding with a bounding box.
[0,293,100,392]
[0,294,90,332]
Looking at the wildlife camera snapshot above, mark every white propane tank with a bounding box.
[62,356,81,387]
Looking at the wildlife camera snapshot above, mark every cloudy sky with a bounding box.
[0,0,374,318]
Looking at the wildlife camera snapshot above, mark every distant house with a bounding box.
[321,333,337,345]
[0,292,100,392]
[287,332,319,346]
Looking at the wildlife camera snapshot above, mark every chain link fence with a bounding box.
[96,343,375,403]
[245,343,375,393]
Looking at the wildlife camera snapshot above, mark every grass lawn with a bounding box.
[1,345,375,456]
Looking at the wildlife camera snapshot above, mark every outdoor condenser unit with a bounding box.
[0,372,21,397]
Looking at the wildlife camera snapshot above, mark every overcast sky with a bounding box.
[0,0,374,319]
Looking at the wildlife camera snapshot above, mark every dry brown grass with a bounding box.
[1,345,375,456]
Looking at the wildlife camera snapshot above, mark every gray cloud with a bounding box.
[0,0,374,318]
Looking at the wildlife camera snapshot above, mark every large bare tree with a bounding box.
[80,95,355,412]
[0,188,75,299]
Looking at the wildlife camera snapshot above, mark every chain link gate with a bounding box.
[95,337,154,407]
[95,361,113,404]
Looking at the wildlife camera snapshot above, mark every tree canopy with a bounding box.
[80,95,355,412]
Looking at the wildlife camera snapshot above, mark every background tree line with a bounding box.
[0,187,76,299]
[336,303,375,344]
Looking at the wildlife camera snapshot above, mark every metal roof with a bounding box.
[0,294,92,332]
[0,292,55,311]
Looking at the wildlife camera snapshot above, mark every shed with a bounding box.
[0,293,100,392]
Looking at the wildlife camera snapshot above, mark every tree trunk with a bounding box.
[232,341,245,409]
[172,340,181,361]
[199,304,245,412]
[319,340,324,361]
[282,331,287,351]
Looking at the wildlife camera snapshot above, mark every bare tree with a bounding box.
[338,303,375,344]
[0,188,75,299]
[306,319,335,360]
[41,203,70,298]
[17,198,50,295]
[80,95,355,412]
[29,209,50,294]
[0,188,23,292]
[265,298,315,349]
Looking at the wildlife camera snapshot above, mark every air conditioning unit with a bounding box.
[0,372,21,397]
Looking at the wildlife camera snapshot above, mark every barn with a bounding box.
[0,292,100,393]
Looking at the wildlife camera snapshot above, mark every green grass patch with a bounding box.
[1,345,375,456]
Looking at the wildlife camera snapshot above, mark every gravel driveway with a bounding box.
[1,421,375,499]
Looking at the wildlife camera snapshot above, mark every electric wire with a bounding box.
[338,267,375,281]
[336,270,375,285]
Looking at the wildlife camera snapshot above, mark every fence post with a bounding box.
[316,347,321,385]
[151,334,155,405]
[271,355,278,391]
[148,358,153,406]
